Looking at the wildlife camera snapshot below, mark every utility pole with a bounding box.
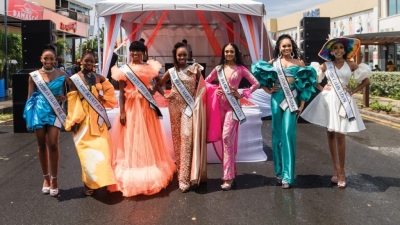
[4,0,8,96]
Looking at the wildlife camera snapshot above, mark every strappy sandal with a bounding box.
[42,174,50,194]
[282,181,290,189]
[331,169,339,184]
[49,176,59,197]
[338,174,347,189]
[221,179,234,191]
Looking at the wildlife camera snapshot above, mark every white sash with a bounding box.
[29,71,66,127]
[325,62,355,121]
[70,74,112,129]
[273,59,298,112]
[168,67,195,117]
[119,65,163,117]
[216,67,246,124]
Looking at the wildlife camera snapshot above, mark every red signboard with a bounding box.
[7,0,43,20]
[60,22,77,33]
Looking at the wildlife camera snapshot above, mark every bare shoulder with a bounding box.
[297,59,305,67]
[95,73,106,82]
[346,60,358,71]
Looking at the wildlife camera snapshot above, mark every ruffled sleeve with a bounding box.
[64,91,86,131]
[353,63,372,83]
[310,62,325,83]
[187,63,204,74]
[111,66,127,82]
[101,80,118,108]
[251,60,277,89]
[146,59,162,76]
[294,66,317,102]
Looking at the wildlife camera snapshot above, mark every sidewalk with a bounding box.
[353,93,400,126]
[0,99,12,114]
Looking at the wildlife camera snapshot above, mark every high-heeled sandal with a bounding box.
[42,174,50,194]
[49,176,59,197]
[331,169,339,184]
[221,179,234,191]
[282,181,290,189]
[338,174,347,189]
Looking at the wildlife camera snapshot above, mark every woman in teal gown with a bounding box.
[23,45,69,197]
[251,34,317,188]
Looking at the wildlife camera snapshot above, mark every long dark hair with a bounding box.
[171,42,187,69]
[273,34,301,59]
[218,43,244,66]
[328,41,348,61]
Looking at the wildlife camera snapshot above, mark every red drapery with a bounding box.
[147,10,168,50]
[246,15,259,60]
[196,10,222,57]
[212,12,248,48]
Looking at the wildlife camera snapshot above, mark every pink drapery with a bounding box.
[196,10,222,57]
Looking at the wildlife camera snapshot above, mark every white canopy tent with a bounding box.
[95,0,273,76]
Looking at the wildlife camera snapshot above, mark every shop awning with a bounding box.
[345,32,400,45]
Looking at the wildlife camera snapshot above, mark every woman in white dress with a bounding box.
[301,37,372,188]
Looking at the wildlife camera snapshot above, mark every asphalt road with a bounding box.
[0,119,399,225]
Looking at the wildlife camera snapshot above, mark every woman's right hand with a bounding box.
[323,84,332,91]
[120,112,126,125]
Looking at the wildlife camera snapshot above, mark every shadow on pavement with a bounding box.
[294,173,400,191]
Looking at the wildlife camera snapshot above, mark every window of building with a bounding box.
[388,0,400,16]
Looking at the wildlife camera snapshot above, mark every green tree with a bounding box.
[0,30,22,83]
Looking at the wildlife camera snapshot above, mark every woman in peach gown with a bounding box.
[108,41,176,197]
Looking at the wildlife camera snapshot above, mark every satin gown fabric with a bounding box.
[205,65,259,180]
[65,79,117,189]
[108,60,176,197]
[252,61,317,185]
[168,63,207,190]
[301,62,372,134]
[23,75,66,131]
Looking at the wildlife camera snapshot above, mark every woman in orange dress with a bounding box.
[108,41,176,197]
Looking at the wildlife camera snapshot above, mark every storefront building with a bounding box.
[0,0,91,72]
[265,0,400,71]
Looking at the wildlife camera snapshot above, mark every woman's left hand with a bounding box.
[345,86,352,95]
[297,105,304,120]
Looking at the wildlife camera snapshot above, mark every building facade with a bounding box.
[265,0,400,71]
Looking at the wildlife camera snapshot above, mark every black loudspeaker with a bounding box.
[12,73,30,133]
[299,17,330,65]
[21,20,56,70]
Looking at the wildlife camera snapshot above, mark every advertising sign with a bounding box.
[7,0,43,20]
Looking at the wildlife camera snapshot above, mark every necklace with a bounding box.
[41,67,55,73]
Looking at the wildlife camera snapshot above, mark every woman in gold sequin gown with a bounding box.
[157,42,207,192]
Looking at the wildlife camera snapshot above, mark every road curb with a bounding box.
[359,108,400,124]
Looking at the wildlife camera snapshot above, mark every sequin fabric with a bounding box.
[168,66,197,190]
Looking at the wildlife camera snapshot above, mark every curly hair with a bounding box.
[218,43,244,66]
[172,42,187,69]
[327,42,348,61]
[273,34,301,59]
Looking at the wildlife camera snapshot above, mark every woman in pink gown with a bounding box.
[205,43,259,190]
[108,41,176,197]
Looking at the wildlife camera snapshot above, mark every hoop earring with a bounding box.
[330,51,334,56]
[278,52,283,58]
[290,52,295,59]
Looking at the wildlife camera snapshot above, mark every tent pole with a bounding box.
[260,15,264,60]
